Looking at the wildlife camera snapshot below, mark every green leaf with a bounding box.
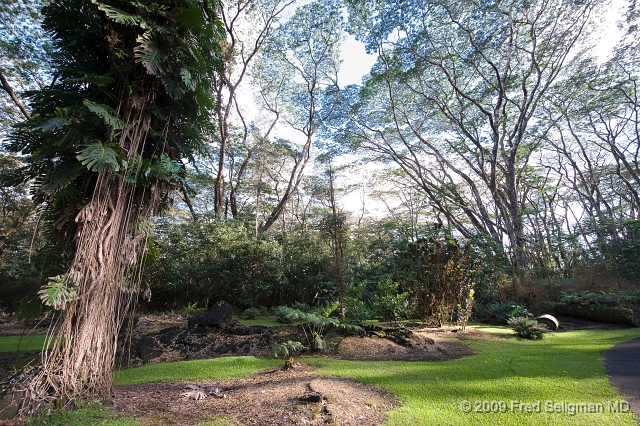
[83,100,127,130]
[149,153,181,181]
[134,34,167,77]
[40,161,81,194]
[119,154,152,186]
[93,2,143,26]
[269,341,304,358]
[41,116,70,132]
[77,141,122,171]
[38,275,76,310]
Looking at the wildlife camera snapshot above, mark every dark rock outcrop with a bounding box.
[188,301,233,330]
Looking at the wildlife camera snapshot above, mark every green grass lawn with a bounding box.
[25,326,640,425]
[308,326,640,425]
[114,356,282,385]
[0,334,48,352]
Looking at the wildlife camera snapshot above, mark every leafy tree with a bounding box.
[0,154,51,311]
[372,276,412,324]
[342,0,605,276]
[255,0,344,231]
[313,156,350,317]
[3,0,223,413]
[147,220,283,309]
[401,237,475,327]
[278,230,335,305]
[0,0,52,128]
[210,0,293,218]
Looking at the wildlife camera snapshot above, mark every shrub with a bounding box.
[489,301,530,323]
[241,307,264,320]
[343,281,373,323]
[290,301,312,313]
[560,290,640,309]
[372,276,412,324]
[507,316,548,340]
[274,306,294,324]
[560,291,600,306]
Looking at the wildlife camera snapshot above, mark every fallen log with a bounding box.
[554,303,640,327]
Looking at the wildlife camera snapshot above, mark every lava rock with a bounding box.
[157,326,190,346]
[136,336,164,362]
[188,300,233,330]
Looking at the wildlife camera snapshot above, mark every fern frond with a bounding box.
[269,341,304,358]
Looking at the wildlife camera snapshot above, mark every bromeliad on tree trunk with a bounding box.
[3,0,223,415]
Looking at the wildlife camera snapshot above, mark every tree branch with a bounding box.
[0,70,31,120]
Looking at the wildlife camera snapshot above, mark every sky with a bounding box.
[337,34,377,87]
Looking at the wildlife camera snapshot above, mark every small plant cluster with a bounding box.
[269,340,304,369]
[507,316,548,340]
[240,306,268,319]
[276,302,361,351]
[489,301,530,323]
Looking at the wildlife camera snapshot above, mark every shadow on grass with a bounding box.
[111,326,640,425]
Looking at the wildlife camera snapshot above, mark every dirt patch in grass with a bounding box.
[112,363,398,426]
[334,329,476,361]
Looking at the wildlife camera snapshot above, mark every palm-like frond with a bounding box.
[149,153,182,182]
[93,2,142,26]
[77,141,122,171]
[83,100,127,131]
[40,161,81,195]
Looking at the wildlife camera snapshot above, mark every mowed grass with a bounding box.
[307,326,640,425]
[24,326,640,425]
[0,334,49,352]
[233,316,284,327]
[114,356,283,385]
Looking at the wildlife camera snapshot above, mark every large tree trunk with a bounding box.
[19,88,161,413]
[21,173,156,414]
